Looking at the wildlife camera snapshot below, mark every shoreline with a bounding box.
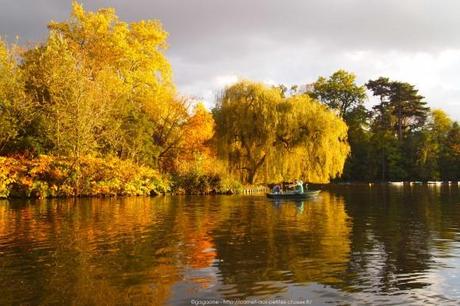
[4,179,459,200]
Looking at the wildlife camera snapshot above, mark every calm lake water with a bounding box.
[1,185,460,305]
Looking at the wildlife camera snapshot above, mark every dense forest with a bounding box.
[307,70,460,182]
[1,2,460,198]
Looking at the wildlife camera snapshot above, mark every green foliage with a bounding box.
[308,70,370,181]
[410,132,440,180]
[323,76,436,182]
[367,77,429,140]
[440,122,460,180]
[309,70,367,117]
[307,71,455,182]
[404,110,453,180]
[341,111,372,181]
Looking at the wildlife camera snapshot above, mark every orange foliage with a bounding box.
[174,103,217,174]
[183,103,215,154]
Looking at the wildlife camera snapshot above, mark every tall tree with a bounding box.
[367,77,429,140]
[308,70,367,118]
[308,70,369,181]
[440,122,460,180]
[150,97,189,171]
[413,110,453,180]
[341,105,373,181]
[174,102,216,173]
[23,33,104,158]
[214,81,349,184]
[429,109,453,142]
[365,77,430,181]
[214,81,281,184]
[273,94,350,183]
[21,2,177,167]
[0,40,34,154]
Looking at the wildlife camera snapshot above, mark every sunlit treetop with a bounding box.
[309,70,366,118]
[47,1,174,99]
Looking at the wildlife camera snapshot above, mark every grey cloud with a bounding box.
[4,1,460,50]
[1,0,460,119]
[0,0,68,43]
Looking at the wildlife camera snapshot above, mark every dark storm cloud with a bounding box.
[2,0,460,118]
[83,0,460,53]
[0,0,68,42]
[3,0,460,55]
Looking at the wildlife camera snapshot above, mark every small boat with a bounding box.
[266,190,320,200]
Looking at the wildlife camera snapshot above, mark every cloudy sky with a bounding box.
[2,0,460,119]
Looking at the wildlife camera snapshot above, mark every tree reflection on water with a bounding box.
[0,185,459,305]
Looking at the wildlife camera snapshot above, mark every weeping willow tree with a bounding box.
[213,81,281,184]
[213,81,350,184]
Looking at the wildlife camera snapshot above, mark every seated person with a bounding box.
[295,180,304,194]
[272,184,282,193]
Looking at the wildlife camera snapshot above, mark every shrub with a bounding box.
[0,155,169,198]
[171,169,242,195]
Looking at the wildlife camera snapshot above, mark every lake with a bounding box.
[1,184,459,305]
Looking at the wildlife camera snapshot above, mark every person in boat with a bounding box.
[272,184,282,194]
[294,179,304,194]
[299,180,305,192]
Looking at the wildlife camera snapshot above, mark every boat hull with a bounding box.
[266,190,320,200]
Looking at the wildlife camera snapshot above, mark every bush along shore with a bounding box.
[0,155,252,199]
[0,155,168,198]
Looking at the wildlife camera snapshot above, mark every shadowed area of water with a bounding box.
[0,184,459,305]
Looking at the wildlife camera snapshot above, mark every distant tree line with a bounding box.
[306,70,460,181]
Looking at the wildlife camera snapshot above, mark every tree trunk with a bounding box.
[397,107,403,141]
[247,169,257,185]
[246,154,266,184]
[381,147,385,181]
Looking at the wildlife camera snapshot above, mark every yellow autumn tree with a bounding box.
[22,1,177,166]
[175,102,216,173]
[214,81,282,183]
[0,39,34,153]
[24,34,105,158]
[271,94,350,183]
[214,81,350,184]
[183,103,215,153]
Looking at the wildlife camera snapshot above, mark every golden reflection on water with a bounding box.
[207,193,352,295]
[0,195,352,305]
[1,187,460,305]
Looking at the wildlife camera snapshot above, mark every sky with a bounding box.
[1,0,460,119]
